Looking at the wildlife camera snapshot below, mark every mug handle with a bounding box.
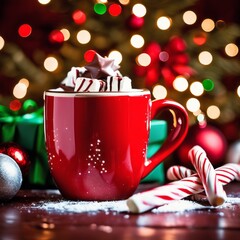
[141,99,189,179]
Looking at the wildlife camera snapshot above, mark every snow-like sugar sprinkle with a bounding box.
[31,200,129,213]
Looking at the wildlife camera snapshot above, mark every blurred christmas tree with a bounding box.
[0,0,240,141]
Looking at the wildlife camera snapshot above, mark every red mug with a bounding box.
[44,89,188,200]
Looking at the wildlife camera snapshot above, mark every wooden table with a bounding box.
[1,182,240,240]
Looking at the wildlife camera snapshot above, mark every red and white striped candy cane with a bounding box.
[127,173,207,213]
[167,163,240,183]
[188,145,227,206]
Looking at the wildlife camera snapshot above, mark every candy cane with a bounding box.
[127,151,240,213]
[188,146,227,206]
[127,173,207,213]
[167,163,240,183]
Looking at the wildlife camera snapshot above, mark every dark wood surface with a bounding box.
[1,182,240,240]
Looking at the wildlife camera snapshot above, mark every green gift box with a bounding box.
[0,101,53,188]
[141,120,167,184]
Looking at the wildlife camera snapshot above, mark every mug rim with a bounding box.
[44,89,150,97]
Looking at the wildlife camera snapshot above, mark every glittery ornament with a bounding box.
[0,153,22,200]
[0,142,30,175]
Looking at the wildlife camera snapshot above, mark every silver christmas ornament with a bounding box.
[0,153,23,201]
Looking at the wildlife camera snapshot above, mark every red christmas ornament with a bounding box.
[0,142,30,175]
[135,37,195,88]
[177,120,227,168]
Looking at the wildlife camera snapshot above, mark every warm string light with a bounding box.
[157,16,172,30]
[152,85,167,99]
[198,51,213,65]
[60,28,70,41]
[76,30,91,44]
[13,78,29,99]
[136,53,151,66]
[38,0,51,4]
[130,34,144,48]
[108,50,122,65]
[201,18,215,32]
[225,43,239,57]
[0,36,5,50]
[173,76,188,92]
[183,10,197,25]
[44,56,58,72]
[132,4,146,18]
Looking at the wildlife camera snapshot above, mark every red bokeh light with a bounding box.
[72,10,86,24]
[18,24,32,38]
[49,30,64,43]
[9,99,22,111]
[84,50,96,63]
[108,4,122,17]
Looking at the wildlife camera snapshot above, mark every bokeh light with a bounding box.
[49,30,64,43]
[201,18,215,32]
[72,10,86,24]
[132,4,147,17]
[94,3,107,15]
[44,56,58,72]
[130,34,144,48]
[202,78,214,91]
[119,0,130,5]
[183,10,197,25]
[84,50,96,63]
[225,43,239,57]
[190,81,204,96]
[60,28,70,41]
[19,78,29,88]
[108,50,122,65]
[9,100,22,111]
[237,85,240,97]
[38,0,51,4]
[159,51,169,62]
[136,53,151,66]
[193,32,207,46]
[157,16,172,30]
[0,36,5,50]
[18,24,32,38]
[76,30,91,44]
[198,51,213,65]
[109,4,122,16]
[207,105,221,119]
[173,76,189,92]
[152,85,167,99]
[13,82,27,99]
[186,98,200,112]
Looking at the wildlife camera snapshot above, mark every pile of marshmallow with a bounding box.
[57,53,132,92]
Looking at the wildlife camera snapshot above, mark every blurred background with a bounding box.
[0,0,240,178]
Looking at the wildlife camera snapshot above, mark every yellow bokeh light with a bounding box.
[157,16,172,30]
[108,50,122,65]
[132,3,147,17]
[136,53,151,66]
[173,76,189,92]
[183,10,197,25]
[38,0,51,4]
[198,51,213,65]
[225,43,239,57]
[152,85,167,99]
[237,85,240,97]
[19,78,29,88]
[201,18,215,32]
[130,34,144,48]
[119,0,130,5]
[207,105,221,119]
[0,36,5,50]
[13,83,27,99]
[186,98,200,112]
[44,56,58,72]
[77,30,91,44]
[60,28,70,41]
[190,81,204,96]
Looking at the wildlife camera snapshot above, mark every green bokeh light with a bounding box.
[94,3,107,15]
[202,78,214,91]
